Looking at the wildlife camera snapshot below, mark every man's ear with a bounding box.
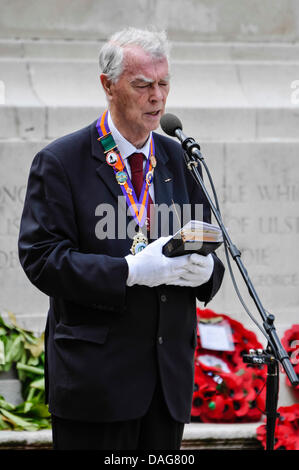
[100,74,113,100]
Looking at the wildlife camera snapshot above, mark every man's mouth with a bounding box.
[145,110,160,117]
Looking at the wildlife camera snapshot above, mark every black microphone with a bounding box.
[160,113,185,141]
[160,113,203,161]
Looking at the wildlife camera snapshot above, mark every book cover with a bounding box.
[162,220,223,257]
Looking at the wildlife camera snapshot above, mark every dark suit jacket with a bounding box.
[18,120,224,423]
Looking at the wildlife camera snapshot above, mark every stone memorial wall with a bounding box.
[202,142,299,329]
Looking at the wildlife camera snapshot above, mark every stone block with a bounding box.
[0,140,49,332]
[0,379,23,406]
[0,0,299,42]
[182,422,263,449]
[0,105,46,140]
[1,41,299,140]
[0,422,263,450]
[0,429,52,449]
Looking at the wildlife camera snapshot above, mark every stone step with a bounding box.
[1,38,299,62]
[0,39,298,141]
[0,422,263,450]
[0,0,298,43]
[2,58,298,109]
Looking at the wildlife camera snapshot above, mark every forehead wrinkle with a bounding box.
[122,47,169,79]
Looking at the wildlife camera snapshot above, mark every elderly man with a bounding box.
[18,28,224,450]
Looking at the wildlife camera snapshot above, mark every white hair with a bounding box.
[99,27,170,83]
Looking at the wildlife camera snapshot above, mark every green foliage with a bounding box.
[0,312,51,431]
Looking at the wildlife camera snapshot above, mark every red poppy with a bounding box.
[281,325,299,391]
[201,395,228,421]
[256,404,299,450]
[192,308,267,423]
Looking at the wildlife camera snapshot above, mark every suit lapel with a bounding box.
[152,133,174,208]
[151,133,176,238]
[90,120,123,202]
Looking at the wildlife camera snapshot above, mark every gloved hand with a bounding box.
[125,236,192,287]
[125,237,214,288]
[171,253,214,287]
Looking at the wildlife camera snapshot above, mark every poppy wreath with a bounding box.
[256,404,299,450]
[281,324,299,392]
[191,308,267,423]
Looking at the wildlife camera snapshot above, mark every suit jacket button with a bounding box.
[160,294,167,302]
[158,336,163,345]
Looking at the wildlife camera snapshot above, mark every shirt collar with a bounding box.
[108,111,152,160]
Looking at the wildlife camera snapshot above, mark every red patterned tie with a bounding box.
[128,152,153,232]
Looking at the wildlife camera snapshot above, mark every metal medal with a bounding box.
[150,155,157,168]
[106,151,119,166]
[115,170,128,185]
[130,231,148,255]
[145,170,154,186]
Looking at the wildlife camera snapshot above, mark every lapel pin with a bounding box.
[164,178,172,183]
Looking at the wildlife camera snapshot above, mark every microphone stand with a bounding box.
[178,132,299,451]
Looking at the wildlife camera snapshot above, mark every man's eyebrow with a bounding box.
[131,74,171,84]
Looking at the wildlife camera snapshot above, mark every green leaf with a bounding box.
[16,354,28,382]
[40,352,45,364]
[30,377,45,390]
[0,415,11,430]
[16,362,44,375]
[23,401,34,414]
[25,333,44,357]
[2,362,13,372]
[0,313,49,431]
[0,339,5,365]
[6,311,38,345]
[0,315,13,330]
[25,403,50,419]
[18,329,38,345]
[27,356,39,366]
[0,395,16,411]
[24,387,35,412]
[5,334,24,363]
[0,409,38,431]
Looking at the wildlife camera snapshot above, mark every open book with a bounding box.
[162,220,223,257]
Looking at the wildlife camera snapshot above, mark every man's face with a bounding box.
[102,46,170,147]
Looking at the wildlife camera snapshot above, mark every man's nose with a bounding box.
[149,83,163,102]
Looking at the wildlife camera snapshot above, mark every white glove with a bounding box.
[172,253,214,287]
[125,236,193,287]
[125,237,214,288]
